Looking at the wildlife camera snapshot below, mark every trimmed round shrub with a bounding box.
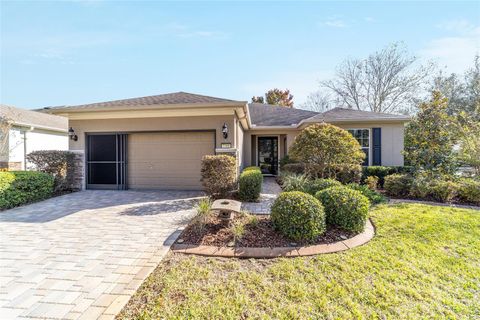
[347,183,387,205]
[201,155,237,198]
[0,171,54,209]
[282,163,306,175]
[430,180,459,203]
[457,179,480,204]
[271,191,326,242]
[306,178,342,195]
[243,166,261,172]
[316,186,370,233]
[238,169,263,201]
[384,174,413,197]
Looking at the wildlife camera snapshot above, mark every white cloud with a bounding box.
[320,16,347,28]
[420,19,479,73]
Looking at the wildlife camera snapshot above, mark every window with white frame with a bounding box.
[347,129,369,166]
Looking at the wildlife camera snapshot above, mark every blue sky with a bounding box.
[1,1,479,109]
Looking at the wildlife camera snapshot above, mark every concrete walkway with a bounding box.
[241,177,282,214]
[0,190,203,320]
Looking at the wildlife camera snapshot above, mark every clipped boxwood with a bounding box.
[347,183,387,205]
[201,155,237,198]
[238,168,263,201]
[0,171,54,209]
[271,191,326,242]
[457,179,480,205]
[362,166,415,186]
[243,166,261,172]
[316,186,370,233]
[306,178,342,195]
[384,174,414,197]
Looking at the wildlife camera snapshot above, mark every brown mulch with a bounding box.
[179,213,356,248]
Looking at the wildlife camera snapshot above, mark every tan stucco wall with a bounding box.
[242,123,405,167]
[69,115,235,151]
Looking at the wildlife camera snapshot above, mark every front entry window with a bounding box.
[348,129,370,166]
[258,137,278,175]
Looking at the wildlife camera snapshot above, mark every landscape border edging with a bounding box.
[171,219,375,258]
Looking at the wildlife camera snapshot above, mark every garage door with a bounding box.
[128,131,215,190]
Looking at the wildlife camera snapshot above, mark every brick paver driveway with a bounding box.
[0,190,203,319]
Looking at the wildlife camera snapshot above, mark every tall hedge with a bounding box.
[0,171,54,209]
[200,155,237,198]
[238,167,263,201]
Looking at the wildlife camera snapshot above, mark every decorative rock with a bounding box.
[289,242,297,247]
[227,241,235,247]
[340,235,348,240]
[177,238,184,244]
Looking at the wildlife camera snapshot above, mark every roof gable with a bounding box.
[248,103,319,127]
[43,92,246,112]
[0,104,67,132]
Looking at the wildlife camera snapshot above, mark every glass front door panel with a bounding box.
[258,137,278,175]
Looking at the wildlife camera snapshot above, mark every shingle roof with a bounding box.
[0,104,68,132]
[306,107,410,122]
[248,103,319,126]
[43,92,245,112]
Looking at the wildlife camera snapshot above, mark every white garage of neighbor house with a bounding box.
[42,92,410,191]
[0,104,68,170]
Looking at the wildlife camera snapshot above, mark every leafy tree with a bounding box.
[289,123,365,179]
[455,105,480,176]
[251,96,264,104]
[321,43,432,114]
[251,88,294,107]
[433,55,480,119]
[404,91,457,174]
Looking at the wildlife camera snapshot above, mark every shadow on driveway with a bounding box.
[0,190,204,223]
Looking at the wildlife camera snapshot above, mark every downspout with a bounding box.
[22,131,27,170]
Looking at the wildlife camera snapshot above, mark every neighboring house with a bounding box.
[42,92,409,190]
[0,104,68,170]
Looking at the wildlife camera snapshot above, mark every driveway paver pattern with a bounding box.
[0,190,203,319]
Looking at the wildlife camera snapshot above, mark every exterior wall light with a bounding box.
[222,123,228,139]
[68,127,78,141]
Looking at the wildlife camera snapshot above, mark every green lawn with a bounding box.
[118,204,480,319]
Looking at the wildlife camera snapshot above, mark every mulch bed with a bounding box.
[179,213,356,248]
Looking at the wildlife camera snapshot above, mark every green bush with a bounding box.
[457,179,480,204]
[238,169,263,201]
[0,171,54,209]
[200,155,237,198]
[282,163,305,175]
[316,186,370,233]
[306,178,342,195]
[361,166,414,187]
[243,166,261,172]
[347,183,387,205]
[281,173,310,193]
[271,191,326,242]
[384,174,414,197]
[430,180,459,203]
[279,155,296,168]
[365,176,379,190]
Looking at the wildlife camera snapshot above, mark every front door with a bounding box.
[258,137,278,175]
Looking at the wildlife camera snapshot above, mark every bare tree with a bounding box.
[300,90,332,112]
[321,43,432,113]
[0,115,13,162]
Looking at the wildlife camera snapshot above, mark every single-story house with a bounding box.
[0,104,68,170]
[42,92,409,190]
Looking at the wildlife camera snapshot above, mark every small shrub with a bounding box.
[271,191,326,241]
[281,173,310,193]
[430,180,459,203]
[192,198,212,231]
[282,163,305,175]
[347,183,387,205]
[279,155,296,168]
[230,220,246,242]
[26,150,79,192]
[365,176,379,190]
[200,155,237,198]
[238,168,263,201]
[457,179,480,204]
[409,172,434,199]
[333,164,362,184]
[362,166,414,186]
[306,178,342,195]
[316,186,370,233]
[0,171,54,209]
[384,174,413,197]
[243,166,261,172]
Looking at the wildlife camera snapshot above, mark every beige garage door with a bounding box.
[128,131,215,190]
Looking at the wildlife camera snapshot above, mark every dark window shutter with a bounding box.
[372,128,381,166]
